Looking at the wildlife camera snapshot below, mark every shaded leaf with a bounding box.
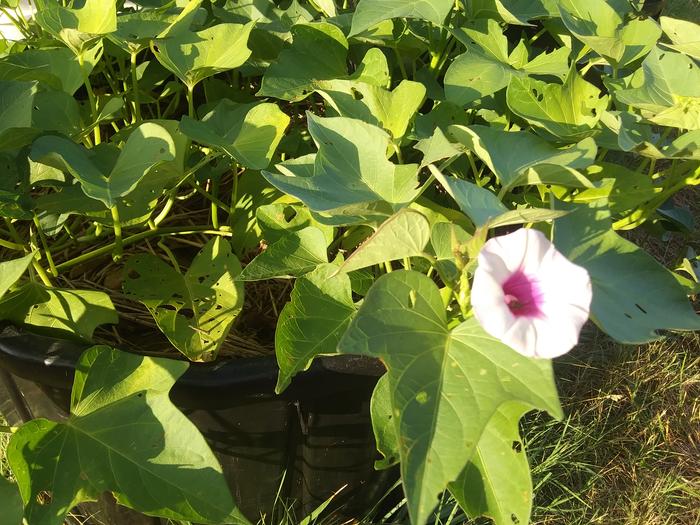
[180,100,289,170]
[553,199,700,343]
[123,238,244,362]
[275,264,356,393]
[0,282,117,341]
[7,345,249,525]
[0,476,22,525]
[0,251,35,299]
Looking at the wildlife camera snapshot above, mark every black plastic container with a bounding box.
[0,323,398,524]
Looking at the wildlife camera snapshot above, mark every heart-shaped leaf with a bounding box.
[275,263,356,393]
[152,22,254,90]
[507,67,609,141]
[349,0,453,36]
[35,0,117,55]
[30,122,176,208]
[553,199,700,343]
[238,226,328,281]
[339,270,562,525]
[0,252,35,299]
[338,209,431,274]
[448,125,597,189]
[263,114,420,223]
[123,237,244,362]
[180,101,289,169]
[316,79,426,142]
[0,282,117,341]
[558,0,661,67]
[258,22,349,101]
[615,47,700,130]
[660,16,700,60]
[7,345,250,525]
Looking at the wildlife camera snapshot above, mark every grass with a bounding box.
[527,332,700,525]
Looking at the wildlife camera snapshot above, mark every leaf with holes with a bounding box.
[615,47,700,130]
[263,114,420,224]
[123,237,244,362]
[660,16,700,61]
[553,199,700,343]
[448,403,534,525]
[339,270,562,525]
[180,101,289,170]
[7,345,250,525]
[152,23,254,90]
[507,67,608,142]
[238,226,328,281]
[275,264,356,393]
[30,122,176,208]
[338,209,431,274]
[0,282,117,341]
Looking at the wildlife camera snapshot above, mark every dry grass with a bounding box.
[526,332,700,525]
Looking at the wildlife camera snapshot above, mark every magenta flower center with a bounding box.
[502,270,543,317]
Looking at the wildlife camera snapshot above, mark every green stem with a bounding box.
[32,216,58,277]
[78,51,101,144]
[130,50,142,123]
[187,84,195,118]
[0,238,25,250]
[153,191,176,226]
[158,241,181,273]
[393,46,408,80]
[55,226,232,274]
[210,179,220,229]
[110,205,123,260]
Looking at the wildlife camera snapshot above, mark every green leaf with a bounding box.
[349,0,453,36]
[110,0,202,53]
[152,22,254,90]
[448,124,597,189]
[615,47,700,130]
[256,203,334,245]
[553,200,700,343]
[238,226,328,281]
[30,122,176,208]
[35,0,117,55]
[7,345,249,525]
[449,403,533,525]
[0,45,101,95]
[275,264,356,393]
[263,114,419,223]
[0,282,117,341]
[445,20,569,106]
[506,67,608,141]
[338,209,431,273]
[123,238,244,362]
[258,22,348,101]
[180,101,289,170]
[316,79,426,141]
[0,80,38,152]
[0,252,35,299]
[431,168,507,227]
[470,0,558,25]
[339,271,562,525]
[660,16,700,61]
[0,476,22,525]
[558,0,661,67]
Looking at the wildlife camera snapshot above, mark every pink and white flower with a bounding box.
[471,228,592,359]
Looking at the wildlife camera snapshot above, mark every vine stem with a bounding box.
[33,216,58,277]
[78,51,101,144]
[54,226,232,274]
[187,84,195,118]
[130,50,142,123]
[110,205,123,260]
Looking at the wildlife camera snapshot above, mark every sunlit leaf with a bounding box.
[660,16,700,61]
[349,0,453,36]
[339,270,562,525]
[35,0,117,55]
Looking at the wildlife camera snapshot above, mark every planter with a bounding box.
[0,323,399,524]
